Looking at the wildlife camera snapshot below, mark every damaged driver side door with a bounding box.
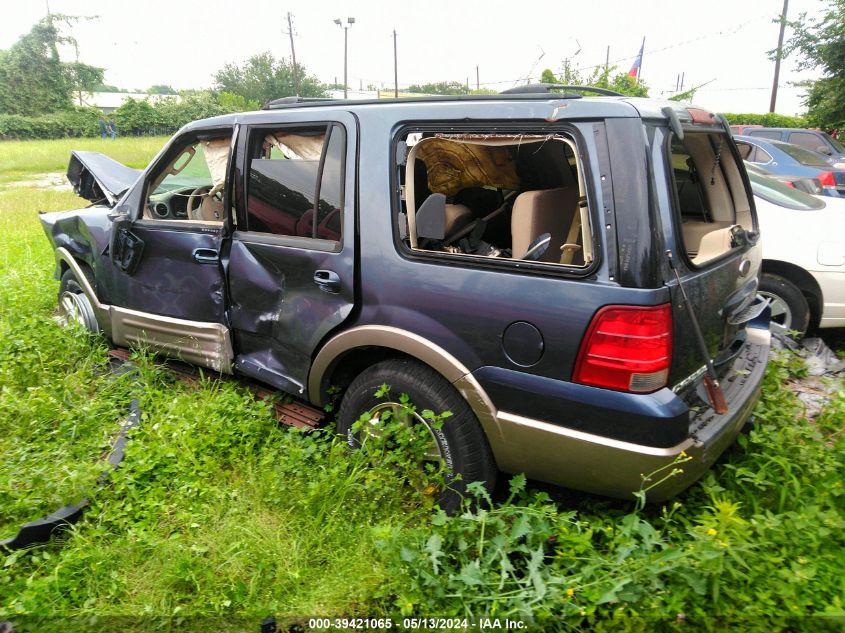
[106,127,236,372]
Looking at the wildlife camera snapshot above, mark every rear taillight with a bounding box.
[817,171,836,187]
[573,304,673,393]
[784,181,795,188]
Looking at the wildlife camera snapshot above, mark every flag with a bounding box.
[628,38,645,78]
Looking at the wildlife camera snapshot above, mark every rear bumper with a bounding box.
[484,328,770,502]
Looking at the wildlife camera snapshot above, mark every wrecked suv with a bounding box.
[41,87,771,510]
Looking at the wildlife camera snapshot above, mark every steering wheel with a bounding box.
[186,185,222,221]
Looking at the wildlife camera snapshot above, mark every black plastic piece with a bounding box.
[662,106,685,141]
[0,362,141,551]
[501,83,623,96]
[112,226,145,274]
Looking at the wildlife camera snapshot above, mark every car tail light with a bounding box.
[783,181,795,188]
[573,304,673,393]
[686,108,716,124]
[817,171,836,187]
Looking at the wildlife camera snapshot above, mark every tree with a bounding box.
[784,0,845,130]
[147,84,177,95]
[537,65,649,97]
[213,52,325,104]
[406,81,467,95]
[0,16,103,115]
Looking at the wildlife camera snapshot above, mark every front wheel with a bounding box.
[58,269,99,333]
[758,273,810,337]
[336,358,497,513]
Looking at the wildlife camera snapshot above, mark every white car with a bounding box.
[749,168,845,335]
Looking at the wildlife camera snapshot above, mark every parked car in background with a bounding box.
[744,162,823,196]
[733,135,845,197]
[729,124,763,136]
[39,90,771,507]
[743,127,845,166]
[749,169,845,334]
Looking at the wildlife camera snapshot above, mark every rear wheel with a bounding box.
[759,273,810,337]
[336,358,497,513]
[58,269,99,333]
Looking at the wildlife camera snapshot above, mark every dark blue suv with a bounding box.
[41,88,770,510]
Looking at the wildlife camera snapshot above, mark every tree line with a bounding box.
[1,8,842,140]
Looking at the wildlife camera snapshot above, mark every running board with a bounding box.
[110,306,234,374]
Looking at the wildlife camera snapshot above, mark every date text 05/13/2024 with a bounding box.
[306,617,527,630]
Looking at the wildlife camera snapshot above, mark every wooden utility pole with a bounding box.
[393,29,399,97]
[285,12,300,95]
[770,0,789,113]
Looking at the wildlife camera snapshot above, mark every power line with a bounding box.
[345,14,773,91]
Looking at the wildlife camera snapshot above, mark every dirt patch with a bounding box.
[4,172,71,191]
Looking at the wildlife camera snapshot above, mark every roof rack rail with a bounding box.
[263,96,337,110]
[500,83,624,97]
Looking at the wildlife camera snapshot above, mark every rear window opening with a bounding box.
[396,132,594,269]
[669,132,753,266]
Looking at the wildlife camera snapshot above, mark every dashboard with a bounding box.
[148,187,196,220]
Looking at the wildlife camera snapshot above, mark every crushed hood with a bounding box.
[67,151,142,206]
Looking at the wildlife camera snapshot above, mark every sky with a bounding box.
[1,0,828,115]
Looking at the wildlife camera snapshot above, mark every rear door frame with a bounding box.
[226,111,358,397]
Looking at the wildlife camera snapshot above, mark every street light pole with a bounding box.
[334,17,355,99]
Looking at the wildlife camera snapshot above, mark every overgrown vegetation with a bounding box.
[540,65,650,97]
[785,0,845,131]
[0,16,103,117]
[0,138,843,630]
[722,112,809,128]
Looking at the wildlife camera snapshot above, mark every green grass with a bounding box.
[0,162,843,631]
[0,136,169,185]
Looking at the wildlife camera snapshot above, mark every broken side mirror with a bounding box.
[109,216,145,275]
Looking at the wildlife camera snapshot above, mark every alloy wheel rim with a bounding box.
[363,401,443,463]
[758,290,792,330]
[58,291,86,328]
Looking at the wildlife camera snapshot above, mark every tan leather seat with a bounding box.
[511,188,579,262]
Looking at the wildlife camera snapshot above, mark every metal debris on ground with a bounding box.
[0,358,141,550]
[774,334,844,418]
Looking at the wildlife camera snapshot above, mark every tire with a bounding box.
[336,358,497,513]
[758,273,810,337]
[58,269,99,333]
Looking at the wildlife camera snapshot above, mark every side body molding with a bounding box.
[55,247,234,373]
[309,325,504,447]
